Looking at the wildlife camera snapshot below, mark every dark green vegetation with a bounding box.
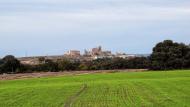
[0,70,189,107]
[0,40,190,74]
[0,55,21,74]
[150,40,190,70]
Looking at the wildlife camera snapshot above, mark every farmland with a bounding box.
[0,70,190,107]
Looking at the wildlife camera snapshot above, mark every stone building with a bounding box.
[91,46,102,55]
[65,50,81,57]
[83,46,114,59]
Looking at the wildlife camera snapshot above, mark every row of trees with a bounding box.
[0,40,190,74]
[0,55,150,74]
[14,57,150,73]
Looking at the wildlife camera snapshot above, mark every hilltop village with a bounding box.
[18,46,147,65]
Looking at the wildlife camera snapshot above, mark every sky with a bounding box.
[0,0,190,57]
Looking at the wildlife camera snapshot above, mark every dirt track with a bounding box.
[0,69,147,80]
[64,84,88,107]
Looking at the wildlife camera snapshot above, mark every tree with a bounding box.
[1,55,21,73]
[35,59,59,72]
[57,59,71,71]
[150,40,190,70]
[78,64,88,70]
[38,57,45,64]
[184,51,190,68]
[111,58,127,69]
[126,57,150,69]
[57,59,80,71]
[0,59,4,73]
[44,59,59,72]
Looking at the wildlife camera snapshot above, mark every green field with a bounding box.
[0,70,190,107]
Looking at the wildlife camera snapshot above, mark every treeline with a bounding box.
[0,40,190,74]
[0,56,150,74]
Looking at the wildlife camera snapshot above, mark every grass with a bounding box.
[0,70,190,107]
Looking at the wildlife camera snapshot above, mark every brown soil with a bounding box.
[0,69,147,80]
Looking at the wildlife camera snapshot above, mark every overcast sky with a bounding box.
[0,0,190,57]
